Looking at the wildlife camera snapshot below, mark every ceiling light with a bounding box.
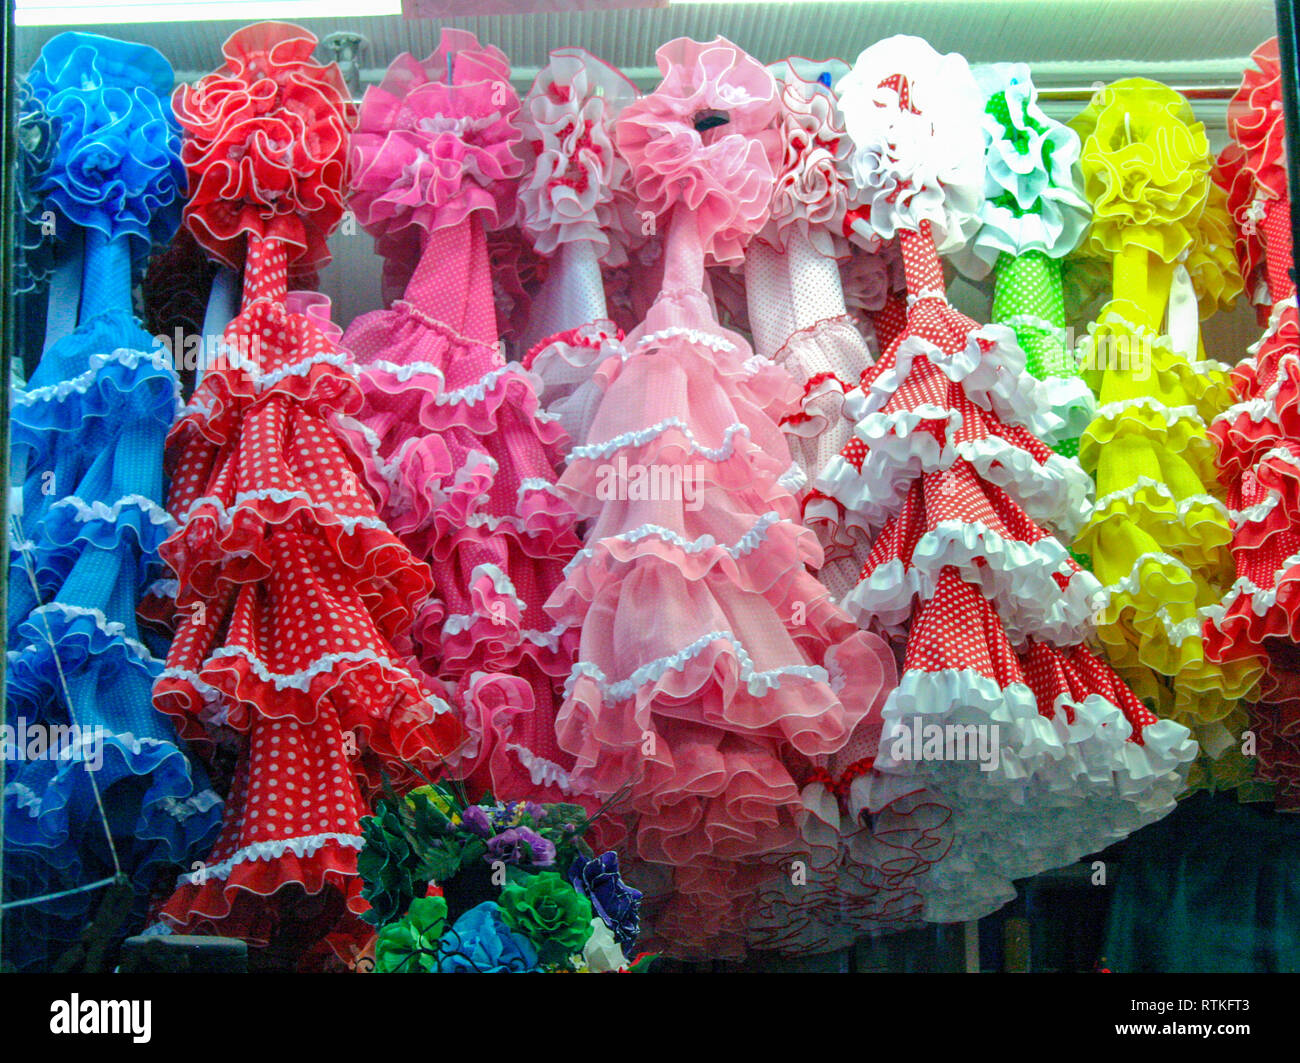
[14,0,403,26]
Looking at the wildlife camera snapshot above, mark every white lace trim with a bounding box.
[1213,350,1300,430]
[50,493,176,530]
[22,603,158,664]
[179,489,392,535]
[1090,476,1229,525]
[144,578,179,599]
[569,419,751,463]
[517,478,566,503]
[504,743,585,795]
[13,347,179,407]
[634,326,737,354]
[173,832,365,885]
[1092,396,1205,429]
[564,512,786,574]
[1209,547,1300,623]
[208,646,452,706]
[1099,551,1221,644]
[566,629,828,702]
[1001,313,1067,341]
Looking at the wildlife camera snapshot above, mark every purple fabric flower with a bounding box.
[461,804,492,838]
[568,852,642,954]
[486,827,556,867]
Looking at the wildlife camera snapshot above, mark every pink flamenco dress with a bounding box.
[516,47,642,452]
[1207,38,1300,807]
[148,23,464,957]
[545,36,904,958]
[337,30,585,810]
[817,37,1197,923]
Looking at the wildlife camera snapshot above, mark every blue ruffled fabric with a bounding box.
[25,30,184,270]
[15,79,56,295]
[4,32,221,972]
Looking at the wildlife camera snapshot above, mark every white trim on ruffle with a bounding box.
[13,347,179,408]
[565,629,828,702]
[50,493,176,530]
[1099,551,1223,644]
[178,489,393,535]
[21,603,158,665]
[1090,475,1229,526]
[1208,547,1300,623]
[569,419,751,463]
[563,511,786,575]
[173,831,365,886]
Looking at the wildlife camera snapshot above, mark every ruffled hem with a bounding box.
[154,645,463,773]
[154,831,365,946]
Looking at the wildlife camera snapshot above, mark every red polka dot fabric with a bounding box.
[152,231,464,948]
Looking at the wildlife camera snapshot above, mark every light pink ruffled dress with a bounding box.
[544,36,904,958]
[337,29,588,809]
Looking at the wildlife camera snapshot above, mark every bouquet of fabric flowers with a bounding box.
[356,784,655,973]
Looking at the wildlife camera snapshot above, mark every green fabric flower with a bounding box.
[358,802,424,927]
[374,895,448,974]
[499,871,594,963]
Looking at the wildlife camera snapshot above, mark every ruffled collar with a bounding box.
[758,58,853,259]
[26,30,184,263]
[175,21,356,273]
[836,35,985,254]
[956,63,1089,278]
[615,36,780,267]
[1226,37,1287,202]
[517,47,640,265]
[348,26,521,264]
[1069,78,1211,267]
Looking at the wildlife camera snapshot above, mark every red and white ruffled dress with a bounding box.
[741,59,876,602]
[516,47,642,452]
[1206,38,1300,807]
[151,23,463,952]
[819,36,1197,923]
[337,29,586,809]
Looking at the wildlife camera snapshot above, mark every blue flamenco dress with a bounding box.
[3,32,222,969]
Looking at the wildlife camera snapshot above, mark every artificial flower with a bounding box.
[437,902,539,973]
[499,871,593,963]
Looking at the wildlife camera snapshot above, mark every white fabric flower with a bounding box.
[581,917,629,972]
[836,36,985,253]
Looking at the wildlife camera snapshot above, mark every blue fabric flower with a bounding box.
[26,32,184,255]
[568,852,642,954]
[436,902,538,973]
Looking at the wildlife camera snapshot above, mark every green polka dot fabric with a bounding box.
[992,250,1082,458]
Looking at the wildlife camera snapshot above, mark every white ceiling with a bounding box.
[13,0,1279,82]
[14,0,1277,359]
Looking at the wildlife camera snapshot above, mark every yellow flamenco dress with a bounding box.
[1070,80,1263,791]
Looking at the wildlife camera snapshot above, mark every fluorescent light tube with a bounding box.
[15,0,403,26]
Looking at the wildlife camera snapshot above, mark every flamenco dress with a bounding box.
[731,59,950,952]
[338,30,583,809]
[1069,80,1259,787]
[546,36,901,958]
[4,33,222,968]
[952,62,1093,462]
[1206,38,1300,807]
[742,58,878,604]
[148,22,462,954]
[818,37,1197,924]
[519,47,642,453]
